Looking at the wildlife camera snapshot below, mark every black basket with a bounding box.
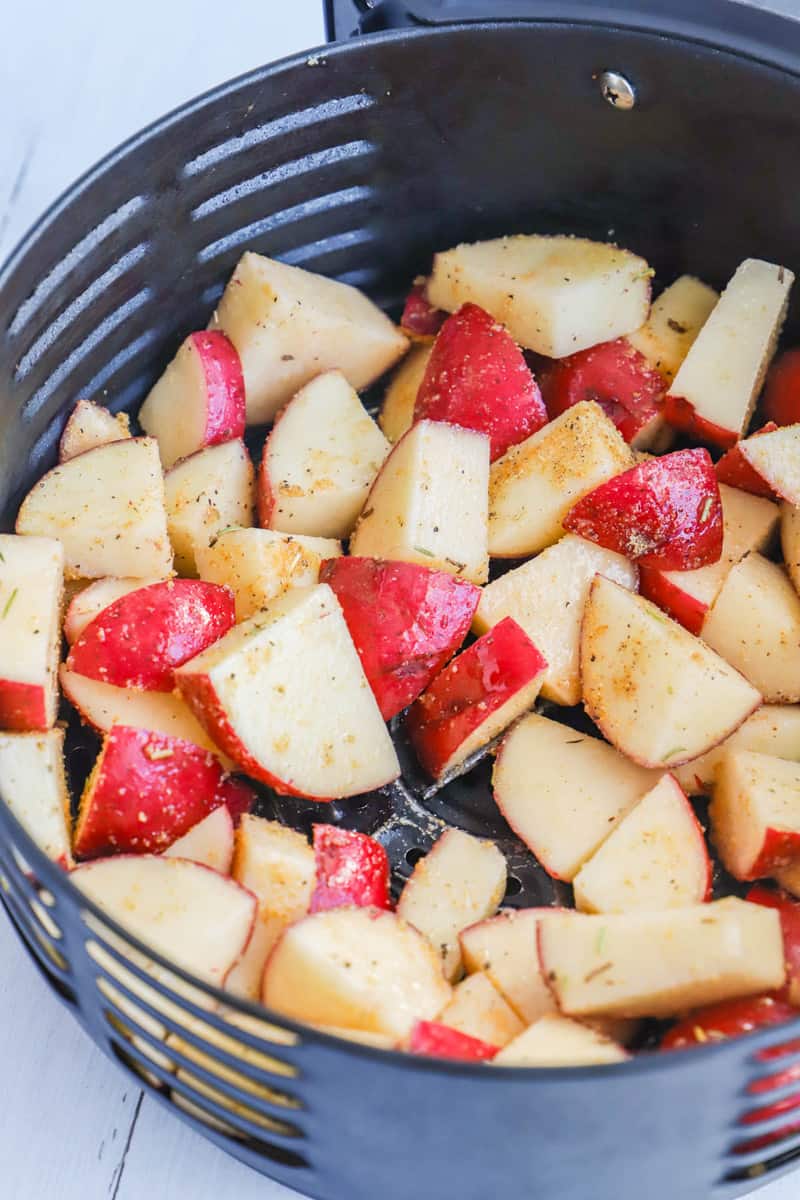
[4,5,800,1198]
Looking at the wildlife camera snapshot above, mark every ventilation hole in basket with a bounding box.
[504,876,523,899]
[0,873,9,893]
[109,1034,168,1090]
[33,928,69,972]
[29,897,63,940]
[171,1066,302,1139]
[171,1088,310,1170]
[167,1030,302,1116]
[406,848,425,867]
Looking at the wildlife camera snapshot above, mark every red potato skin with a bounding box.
[74,726,245,858]
[67,580,236,692]
[746,886,800,1006]
[310,824,392,913]
[638,565,709,636]
[663,394,739,450]
[538,338,666,445]
[188,331,246,445]
[319,557,480,720]
[406,617,548,779]
[564,448,723,571]
[715,423,780,499]
[0,680,49,732]
[216,776,256,826]
[764,349,800,428]
[401,283,446,341]
[735,832,800,882]
[409,1020,499,1061]
[414,303,547,461]
[661,994,796,1051]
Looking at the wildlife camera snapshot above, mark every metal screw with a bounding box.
[599,70,637,111]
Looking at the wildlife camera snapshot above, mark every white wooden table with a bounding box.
[2,2,800,1197]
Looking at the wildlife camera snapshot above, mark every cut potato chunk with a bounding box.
[0,728,72,867]
[474,534,637,705]
[539,899,785,1019]
[665,259,793,447]
[460,908,561,1024]
[493,714,657,881]
[488,401,633,557]
[210,251,408,424]
[702,553,800,703]
[63,575,169,644]
[733,424,800,505]
[16,438,172,580]
[59,400,130,462]
[397,829,507,980]
[176,584,400,799]
[582,577,761,768]
[379,344,432,442]
[164,439,254,576]
[0,534,63,731]
[258,371,390,538]
[572,774,711,913]
[163,806,235,874]
[195,526,341,622]
[711,749,800,880]
[226,816,315,1000]
[782,502,800,596]
[350,419,490,584]
[262,907,451,1040]
[427,235,651,358]
[627,275,719,383]
[675,705,800,795]
[493,1014,629,1068]
[437,972,524,1048]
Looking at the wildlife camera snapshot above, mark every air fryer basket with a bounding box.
[4,4,800,1198]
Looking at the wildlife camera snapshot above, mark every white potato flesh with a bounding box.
[488,401,633,557]
[397,828,507,980]
[493,714,657,881]
[165,439,254,577]
[474,534,637,705]
[666,259,792,440]
[739,425,800,505]
[675,705,800,794]
[311,1025,397,1049]
[175,584,400,798]
[782,503,800,596]
[652,484,779,615]
[437,971,524,1048]
[711,749,800,880]
[195,526,341,622]
[262,907,452,1040]
[702,553,800,703]
[493,1014,628,1068]
[63,575,169,643]
[59,400,130,462]
[572,774,709,913]
[73,856,257,987]
[379,344,432,442]
[16,438,172,580]
[540,898,785,1019]
[163,806,235,874]
[0,728,72,866]
[59,665,226,759]
[210,252,408,424]
[225,816,314,1000]
[262,371,390,538]
[627,275,719,382]
[427,235,651,358]
[350,419,490,584]
[582,577,761,768]
[459,908,561,1024]
[0,534,63,726]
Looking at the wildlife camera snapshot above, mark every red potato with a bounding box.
[661,994,796,1050]
[710,750,800,881]
[262,907,452,1040]
[665,259,793,448]
[59,400,130,463]
[627,275,719,383]
[378,344,432,443]
[63,575,169,645]
[581,577,761,768]
[493,1014,629,1068]
[409,1021,498,1062]
[674,705,800,796]
[406,617,548,779]
[176,583,400,799]
[564,448,722,570]
[310,825,391,913]
[138,331,245,469]
[414,303,547,461]
[67,580,235,692]
[319,556,480,720]
[436,971,525,1048]
[764,348,800,427]
[746,886,800,1006]
[72,855,257,987]
[782,502,800,597]
[715,423,780,498]
[718,424,800,507]
[639,483,779,634]
[0,535,63,732]
[459,908,563,1024]
[572,774,711,914]
[400,282,446,341]
[539,337,668,450]
[16,437,172,580]
[164,439,255,577]
[73,726,241,859]
[163,806,235,874]
[0,728,73,868]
